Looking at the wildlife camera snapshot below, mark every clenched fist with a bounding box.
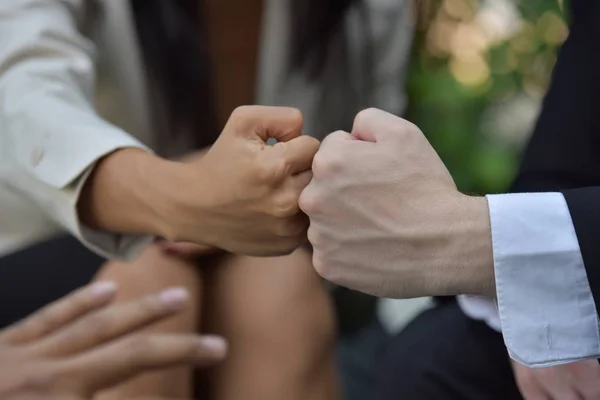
[300,108,494,298]
[165,106,318,256]
[81,106,318,258]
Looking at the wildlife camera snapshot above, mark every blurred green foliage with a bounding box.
[406,0,567,194]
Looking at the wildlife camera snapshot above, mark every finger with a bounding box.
[351,108,411,143]
[321,130,355,147]
[577,383,600,400]
[546,389,580,400]
[227,106,303,142]
[282,171,313,218]
[521,377,571,400]
[570,360,600,399]
[517,381,552,400]
[289,169,313,192]
[271,135,320,175]
[66,333,227,396]
[576,380,600,399]
[568,378,595,400]
[0,281,117,345]
[28,287,190,357]
[536,371,580,400]
[513,367,552,400]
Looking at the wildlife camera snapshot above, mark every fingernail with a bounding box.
[200,335,228,356]
[158,287,189,310]
[90,281,118,299]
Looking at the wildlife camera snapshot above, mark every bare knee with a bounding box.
[93,245,204,400]
[94,245,203,300]
[206,250,337,372]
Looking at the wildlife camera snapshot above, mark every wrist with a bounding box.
[445,194,495,297]
[78,148,184,238]
[154,157,218,244]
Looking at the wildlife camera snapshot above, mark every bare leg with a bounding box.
[93,245,203,400]
[203,248,339,400]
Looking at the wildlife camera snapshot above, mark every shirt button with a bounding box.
[31,147,45,166]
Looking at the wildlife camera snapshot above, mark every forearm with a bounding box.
[78,148,184,238]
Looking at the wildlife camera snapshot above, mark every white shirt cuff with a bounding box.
[3,133,154,261]
[488,192,600,367]
[457,295,501,332]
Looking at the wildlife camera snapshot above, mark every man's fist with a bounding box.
[166,106,319,257]
[300,108,494,298]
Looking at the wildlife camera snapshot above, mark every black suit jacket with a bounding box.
[509,0,600,308]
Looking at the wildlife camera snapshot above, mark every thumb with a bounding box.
[351,108,408,143]
[226,106,304,143]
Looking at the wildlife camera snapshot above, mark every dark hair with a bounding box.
[130,0,357,149]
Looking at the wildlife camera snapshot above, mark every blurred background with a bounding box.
[409,0,567,194]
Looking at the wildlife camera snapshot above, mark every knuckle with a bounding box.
[271,194,300,218]
[303,134,320,148]
[178,335,201,354]
[289,215,310,237]
[398,121,418,138]
[322,130,348,145]
[298,186,318,215]
[65,290,91,313]
[138,295,164,316]
[306,224,320,246]
[20,366,66,393]
[27,314,50,336]
[82,314,113,343]
[312,253,327,278]
[311,150,341,178]
[28,310,59,337]
[353,108,380,127]
[310,151,327,174]
[273,216,306,238]
[394,121,423,146]
[257,158,287,183]
[124,335,154,361]
[285,107,304,129]
[231,105,252,120]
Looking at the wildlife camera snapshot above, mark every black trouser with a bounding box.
[376,300,524,400]
[0,235,105,327]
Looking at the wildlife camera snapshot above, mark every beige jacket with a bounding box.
[0,0,413,259]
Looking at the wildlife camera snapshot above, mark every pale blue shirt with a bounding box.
[458,192,600,367]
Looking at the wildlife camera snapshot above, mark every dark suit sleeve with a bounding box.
[508,1,600,306]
